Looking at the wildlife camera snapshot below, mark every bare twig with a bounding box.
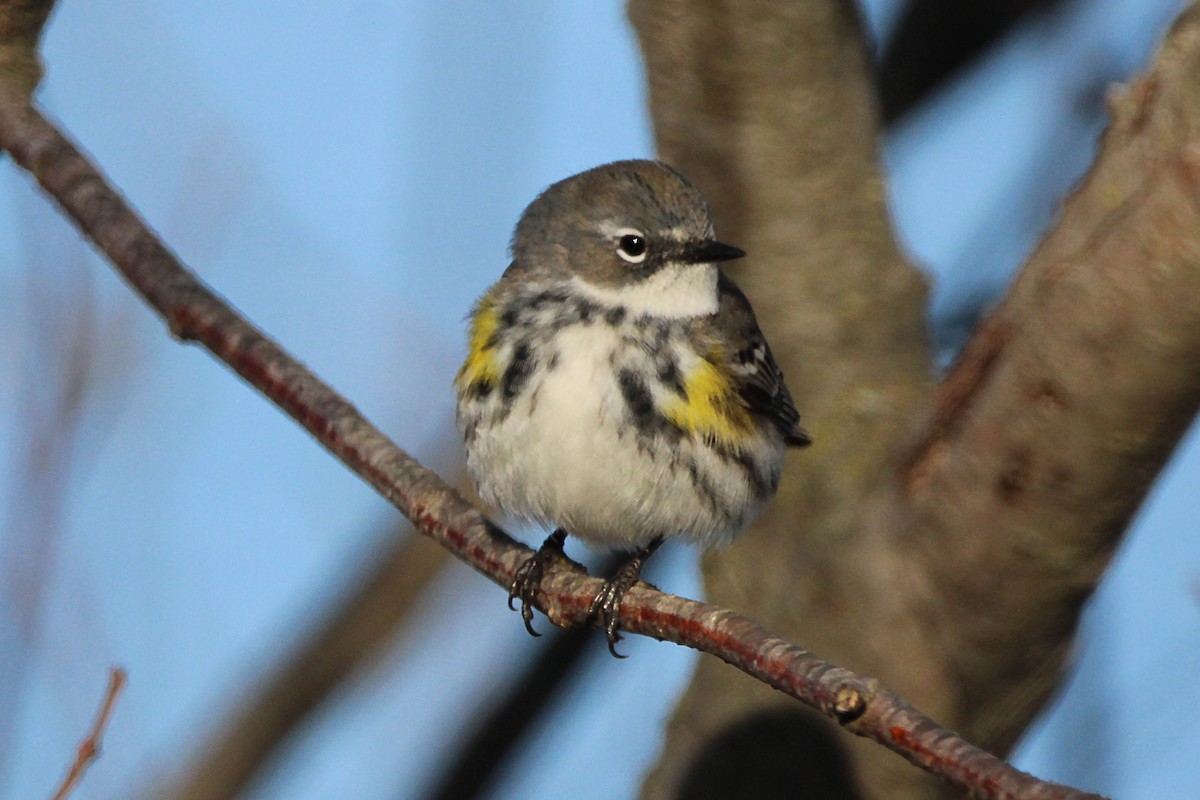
[0,94,1105,800]
[49,667,126,800]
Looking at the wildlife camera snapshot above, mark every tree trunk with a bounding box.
[632,1,1200,797]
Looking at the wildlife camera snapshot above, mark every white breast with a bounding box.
[460,320,772,551]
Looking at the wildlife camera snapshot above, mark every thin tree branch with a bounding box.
[877,0,1069,124]
[0,92,1104,800]
[49,667,126,800]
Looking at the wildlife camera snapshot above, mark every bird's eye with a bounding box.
[616,230,648,264]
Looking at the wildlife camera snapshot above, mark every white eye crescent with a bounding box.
[615,228,648,264]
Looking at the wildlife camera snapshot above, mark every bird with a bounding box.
[454,159,809,656]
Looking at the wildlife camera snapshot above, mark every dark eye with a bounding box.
[616,231,648,264]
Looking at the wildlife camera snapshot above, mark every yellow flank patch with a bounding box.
[456,297,502,391]
[663,356,753,449]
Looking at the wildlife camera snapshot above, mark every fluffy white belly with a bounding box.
[462,325,761,550]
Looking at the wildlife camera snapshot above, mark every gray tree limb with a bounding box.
[632,1,1200,798]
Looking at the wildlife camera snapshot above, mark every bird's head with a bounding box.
[510,160,744,318]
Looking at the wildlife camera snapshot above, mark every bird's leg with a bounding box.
[589,536,664,658]
[508,529,569,636]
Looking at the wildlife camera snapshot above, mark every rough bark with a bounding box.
[905,13,1200,752]
[631,1,937,797]
[633,1,1200,798]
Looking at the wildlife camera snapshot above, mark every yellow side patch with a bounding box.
[456,297,502,392]
[663,356,753,450]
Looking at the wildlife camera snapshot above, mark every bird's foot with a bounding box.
[508,529,568,636]
[588,537,663,658]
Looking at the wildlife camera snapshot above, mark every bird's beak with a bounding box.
[687,239,746,264]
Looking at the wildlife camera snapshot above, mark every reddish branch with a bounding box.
[0,93,1104,800]
[50,667,126,800]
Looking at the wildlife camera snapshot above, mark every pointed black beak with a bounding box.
[688,239,746,264]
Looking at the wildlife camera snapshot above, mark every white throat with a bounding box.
[571,264,719,319]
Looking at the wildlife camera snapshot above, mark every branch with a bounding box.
[0,94,1103,800]
[0,0,54,99]
[50,667,126,800]
[902,4,1200,751]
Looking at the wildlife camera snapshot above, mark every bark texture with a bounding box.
[633,1,1200,798]
[0,0,52,95]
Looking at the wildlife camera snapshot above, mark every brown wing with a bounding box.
[713,272,811,447]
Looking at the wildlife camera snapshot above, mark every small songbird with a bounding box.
[455,160,809,655]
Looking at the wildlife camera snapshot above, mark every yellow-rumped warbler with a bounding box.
[455,160,809,655]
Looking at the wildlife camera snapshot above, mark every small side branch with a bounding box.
[49,667,127,800]
[0,96,1102,800]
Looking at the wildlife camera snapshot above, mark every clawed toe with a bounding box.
[587,536,664,658]
[507,532,665,656]
[588,581,629,658]
[508,558,544,636]
[507,529,568,636]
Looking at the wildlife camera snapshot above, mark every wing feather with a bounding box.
[713,273,811,447]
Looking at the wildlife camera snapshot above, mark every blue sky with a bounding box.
[0,2,1196,798]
